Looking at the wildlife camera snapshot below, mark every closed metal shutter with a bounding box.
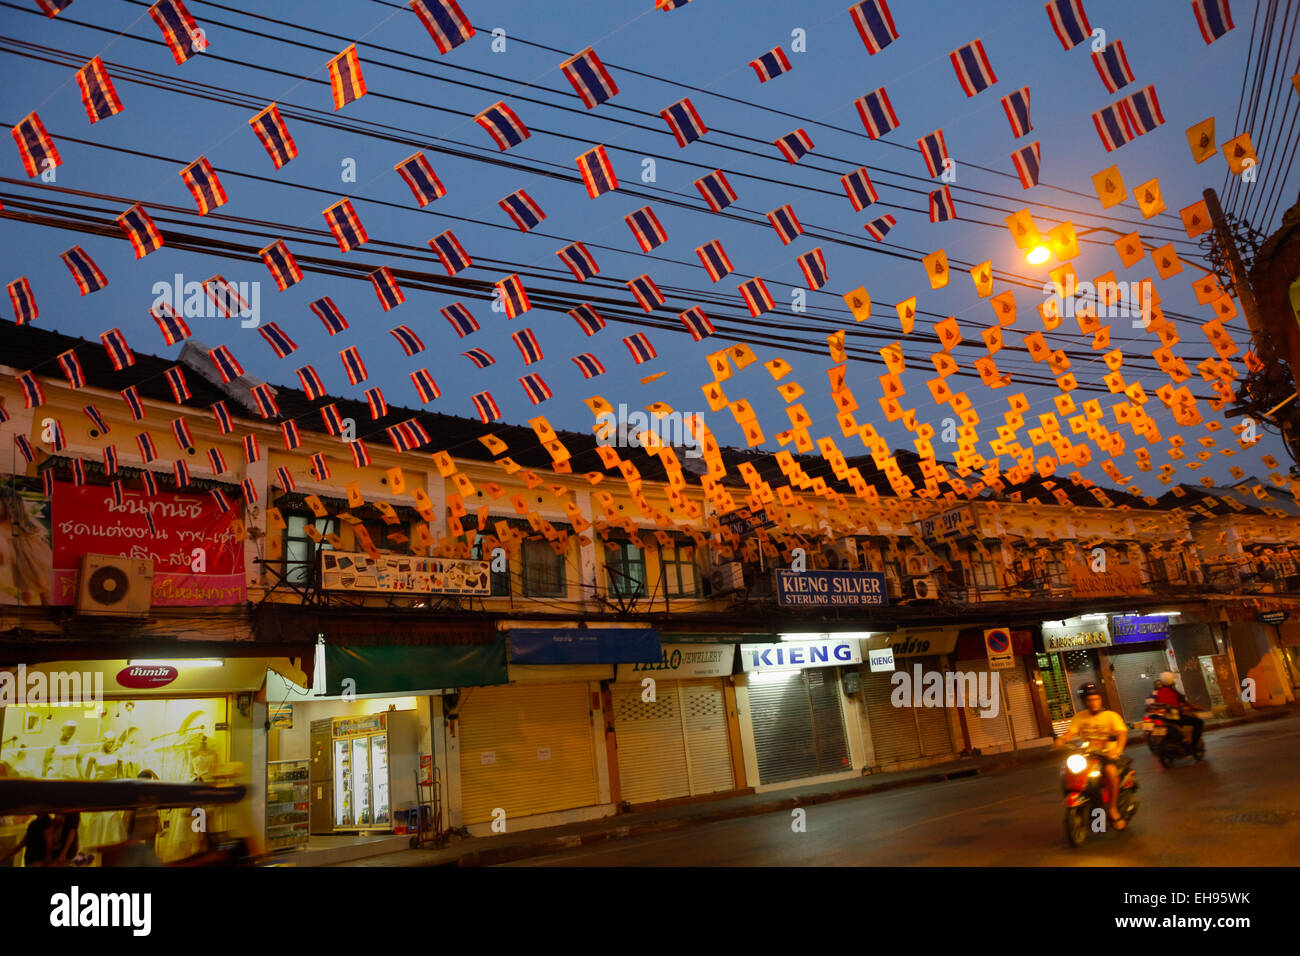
[860,668,922,764]
[680,679,736,796]
[747,670,850,784]
[807,669,851,775]
[613,682,690,804]
[1002,661,1042,741]
[1108,647,1169,724]
[458,682,598,825]
[957,660,1012,751]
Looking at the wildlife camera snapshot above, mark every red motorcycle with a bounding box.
[1061,739,1139,848]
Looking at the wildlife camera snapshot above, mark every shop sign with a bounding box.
[320,551,490,595]
[1068,562,1144,597]
[1042,621,1112,652]
[721,508,774,536]
[616,643,735,681]
[741,637,862,672]
[1257,610,1289,626]
[867,646,895,673]
[1112,615,1171,645]
[775,570,888,607]
[269,704,293,729]
[115,665,178,689]
[333,713,386,737]
[888,629,959,658]
[984,628,1015,670]
[918,506,972,539]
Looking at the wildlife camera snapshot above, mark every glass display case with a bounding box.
[265,759,310,850]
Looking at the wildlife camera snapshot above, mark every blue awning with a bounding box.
[508,628,661,665]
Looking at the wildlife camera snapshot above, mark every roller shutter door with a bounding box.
[680,680,736,796]
[957,659,1012,751]
[916,692,957,757]
[613,682,690,804]
[458,682,598,825]
[1108,646,1169,725]
[807,669,851,775]
[747,670,849,784]
[861,669,922,764]
[1002,662,1042,741]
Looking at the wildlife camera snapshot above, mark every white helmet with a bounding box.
[1159,671,1177,686]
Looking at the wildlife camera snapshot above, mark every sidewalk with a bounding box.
[324,703,1300,868]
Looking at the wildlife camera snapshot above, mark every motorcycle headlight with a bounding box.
[1065,754,1087,774]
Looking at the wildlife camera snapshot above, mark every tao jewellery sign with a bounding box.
[741,637,862,672]
[1111,615,1170,645]
[775,570,888,607]
[616,643,735,681]
[1042,620,1112,652]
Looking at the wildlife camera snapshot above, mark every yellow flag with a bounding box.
[1185,117,1215,164]
[827,330,847,363]
[478,433,508,456]
[765,357,793,380]
[1151,243,1182,279]
[777,380,804,402]
[585,395,613,416]
[1222,132,1256,175]
[1134,179,1165,219]
[640,371,668,386]
[896,297,917,334]
[701,381,729,411]
[843,286,872,322]
[1180,200,1211,239]
[707,349,732,381]
[970,260,993,298]
[1114,232,1144,268]
[1005,208,1040,249]
[922,249,949,289]
[728,343,758,369]
[990,291,1016,327]
[1048,222,1078,260]
[880,342,905,374]
[385,467,406,494]
[1091,165,1126,207]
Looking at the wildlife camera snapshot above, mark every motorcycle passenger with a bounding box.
[1055,683,1129,830]
[1153,672,1204,747]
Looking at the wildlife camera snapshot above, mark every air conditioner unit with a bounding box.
[904,555,931,576]
[710,561,744,596]
[909,575,941,600]
[823,537,859,571]
[75,554,154,617]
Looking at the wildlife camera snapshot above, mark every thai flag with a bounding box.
[625,207,668,252]
[328,45,367,110]
[475,102,530,150]
[855,88,900,139]
[696,240,734,282]
[499,189,545,231]
[12,112,61,178]
[370,267,405,311]
[749,47,792,82]
[120,386,145,420]
[57,350,85,389]
[917,129,949,177]
[850,0,899,54]
[310,297,349,335]
[393,418,430,450]
[1121,85,1165,135]
[364,387,388,420]
[519,373,552,405]
[577,145,617,197]
[796,248,828,290]
[311,453,331,480]
[558,242,600,281]
[562,47,618,109]
[950,40,997,97]
[259,240,302,290]
[623,333,657,364]
[250,382,279,419]
[572,353,605,379]
[627,275,664,312]
[775,129,814,164]
[249,104,297,168]
[171,417,194,451]
[164,366,191,402]
[320,404,345,435]
[429,229,471,274]
[865,215,897,240]
[463,348,496,369]
[140,471,161,498]
[257,322,296,358]
[472,391,502,423]
[1092,102,1134,151]
[110,481,125,507]
[9,278,37,325]
[656,0,692,9]
[841,167,878,211]
[240,478,259,504]
[442,302,480,337]
[38,0,77,15]
[275,465,296,491]
[83,404,110,434]
[395,152,445,206]
[349,440,371,469]
[767,205,803,245]
[208,448,228,475]
[102,444,118,472]
[136,432,159,463]
[512,328,544,365]
[738,278,775,317]
[75,57,124,123]
[208,344,244,383]
[180,157,227,214]
[117,204,164,258]
[14,434,35,462]
[1192,0,1234,44]
[0,403,8,425]
[203,276,247,317]
[100,328,135,370]
[243,434,260,463]
[389,325,425,356]
[281,420,301,450]
[1092,40,1134,94]
[496,274,531,318]
[694,169,737,211]
[340,346,368,385]
[411,0,475,54]
[72,457,87,486]
[1046,0,1091,49]
[1012,141,1042,188]
[680,307,715,341]
[929,186,957,222]
[411,368,441,403]
[661,98,707,146]
[62,246,108,295]
[150,0,203,64]
[47,421,66,451]
[1001,87,1032,137]
[210,401,233,434]
[323,199,368,251]
[569,303,606,335]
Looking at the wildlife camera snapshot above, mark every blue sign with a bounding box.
[508,627,661,664]
[1258,610,1289,626]
[1111,615,1170,645]
[775,570,889,607]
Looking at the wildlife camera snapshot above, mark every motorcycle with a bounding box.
[1061,739,1139,848]
[1142,700,1205,768]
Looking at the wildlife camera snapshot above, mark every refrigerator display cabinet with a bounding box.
[265,759,310,850]
[309,711,417,834]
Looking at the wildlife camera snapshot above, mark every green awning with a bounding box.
[324,639,508,695]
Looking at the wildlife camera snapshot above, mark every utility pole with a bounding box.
[1203,187,1270,357]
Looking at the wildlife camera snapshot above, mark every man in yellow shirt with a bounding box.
[1056,682,1129,829]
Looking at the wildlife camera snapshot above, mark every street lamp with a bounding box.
[1026,244,1051,265]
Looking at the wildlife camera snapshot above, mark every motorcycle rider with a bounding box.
[1152,672,1204,748]
[1055,682,1129,830]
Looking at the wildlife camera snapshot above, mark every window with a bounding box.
[471,533,511,597]
[1043,553,1068,588]
[283,514,337,586]
[360,518,411,555]
[606,539,647,599]
[970,556,1000,591]
[521,535,566,597]
[659,537,700,597]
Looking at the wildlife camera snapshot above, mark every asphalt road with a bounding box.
[507,717,1300,866]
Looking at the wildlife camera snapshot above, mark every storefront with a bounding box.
[858,628,958,767]
[1167,620,1227,713]
[738,635,858,787]
[955,629,1044,752]
[611,642,738,806]
[1040,618,1113,735]
[1104,614,1176,726]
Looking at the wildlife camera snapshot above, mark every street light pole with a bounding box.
[1203,187,1270,354]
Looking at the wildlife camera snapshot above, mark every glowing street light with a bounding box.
[1026,244,1051,265]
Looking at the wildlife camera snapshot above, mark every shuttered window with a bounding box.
[1108,647,1170,725]
[612,679,734,805]
[747,669,849,784]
